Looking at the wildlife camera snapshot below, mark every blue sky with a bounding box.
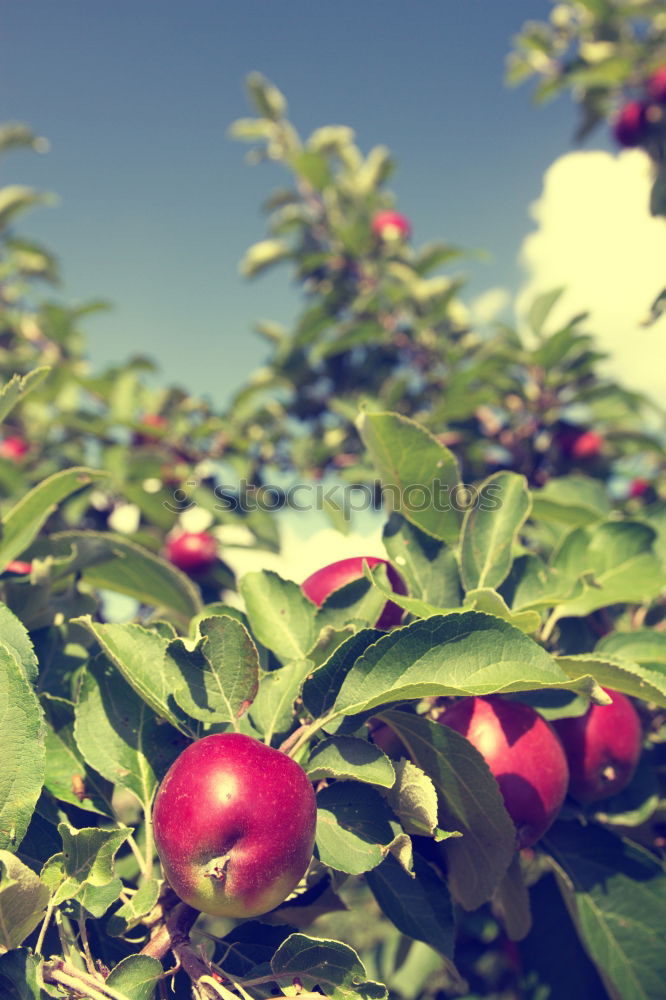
[3,1,591,408]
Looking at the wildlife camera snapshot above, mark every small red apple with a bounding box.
[371,210,412,240]
[628,477,650,499]
[153,732,317,917]
[438,696,569,848]
[552,688,642,803]
[613,101,648,147]
[648,67,666,105]
[166,531,217,575]
[301,556,407,629]
[0,436,29,460]
[133,414,169,445]
[570,429,604,460]
[3,560,32,574]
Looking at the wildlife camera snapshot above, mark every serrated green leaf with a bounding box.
[531,475,611,527]
[307,736,395,788]
[0,949,43,1000]
[316,782,405,876]
[384,759,438,837]
[378,711,516,910]
[382,513,462,608]
[557,653,666,707]
[332,612,592,719]
[74,654,189,808]
[357,411,461,544]
[41,823,129,918]
[545,821,666,1000]
[271,933,387,1000]
[463,588,541,633]
[0,604,38,684]
[0,468,108,568]
[106,878,160,936]
[0,644,45,852]
[249,659,312,743]
[240,571,316,664]
[460,472,531,591]
[528,287,565,336]
[301,628,383,720]
[316,566,390,632]
[0,368,50,424]
[105,954,163,1000]
[596,629,666,672]
[492,852,531,942]
[0,852,49,950]
[168,615,259,727]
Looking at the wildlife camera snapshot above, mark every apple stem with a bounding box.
[601,764,617,783]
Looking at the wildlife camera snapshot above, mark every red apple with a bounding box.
[552,688,642,803]
[0,436,29,460]
[371,210,412,240]
[648,67,666,105]
[613,101,648,147]
[628,477,650,499]
[570,429,603,460]
[166,531,217,575]
[133,413,169,445]
[438,696,569,848]
[301,556,407,629]
[153,732,317,917]
[3,560,32,574]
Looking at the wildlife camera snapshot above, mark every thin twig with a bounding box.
[79,904,96,975]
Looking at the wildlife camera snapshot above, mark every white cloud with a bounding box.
[517,149,666,400]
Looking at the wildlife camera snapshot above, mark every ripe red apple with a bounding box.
[552,688,642,803]
[133,413,169,445]
[301,556,407,629]
[153,732,317,917]
[3,560,32,574]
[438,696,569,848]
[371,210,412,240]
[570,429,603,460]
[648,66,666,105]
[613,100,648,147]
[628,477,650,499]
[166,531,217,575]
[0,436,29,460]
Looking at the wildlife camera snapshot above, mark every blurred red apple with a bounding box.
[628,477,650,499]
[153,732,317,917]
[570,429,603,460]
[648,66,666,105]
[3,560,32,574]
[302,556,407,629]
[0,436,29,460]
[439,696,569,848]
[552,689,642,803]
[166,531,217,575]
[133,413,169,445]
[371,210,412,240]
[613,101,648,147]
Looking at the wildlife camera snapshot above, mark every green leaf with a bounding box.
[384,759,439,836]
[74,654,189,808]
[366,853,455,959]
[271,933,387,1000]
[382,513,461,608]
[462,588,541,634]
[0,851,49,950]
[0,644,45,851]
[43,711,113,817]
[246,72,287,121]
[0,368,50,424]
[596,629,666,672]
[0,949,44,1000]
[315,782,406,876]
[531,476,611,527]
[0,604,38,684]
[492,853,531,941]
[357,411,461,544]
[0,468,108,568]
[105,954,163,1000]
[240,571,315,664]
[460,472,531,592]
[550,521,665,623]
[302,629,383,720]
[54,531,200,624]
[501,553,585,612]
[249,659,312,743]
[168,615,260,727]
[545,821,666,1000]
[378,711,516,910]
[306,736,395,788]
[41,823,129,918]
[239,238,291,278]
[332,612,591,719]
[107,878,160,937]
[528,287,565,336]
[557,653,666,708]
[72,619,194,735]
